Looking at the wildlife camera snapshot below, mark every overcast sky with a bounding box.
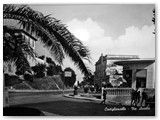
[29,4,155,81]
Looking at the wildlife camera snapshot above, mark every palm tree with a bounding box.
[3,25,35,73]
[3,4,91,76]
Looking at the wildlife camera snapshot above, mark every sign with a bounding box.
[65,71,72,77]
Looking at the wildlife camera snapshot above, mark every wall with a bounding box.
[105,88,132,105]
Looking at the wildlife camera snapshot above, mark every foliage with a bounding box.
[24,73,33,82]
[47,65,54,76]
[152,9,155,25]
[46,57,56,65]
[84,85,89,93]
[3,26,35,73]
[152,9,155,34]
[106,83,113,88]
[3,4,92,76]
[4,74,21,86]
[90,86,95,92]
[83,73,94,85]
[64,67,76,87]
[54,65,63,74]
[31,63,46,78]
[37,72,45,78]
[15,70,23,76]
[28,76,63,90]
[13,82,31,90]
[38,55,45,60]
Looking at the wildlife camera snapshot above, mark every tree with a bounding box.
[46,57,56,66]
[64,67,76,87]
[47,65,54,76]
[83,73,94,85]
[3,4,91,76]
[31,63,46,78]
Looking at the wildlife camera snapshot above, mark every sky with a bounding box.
[29,4,155,81]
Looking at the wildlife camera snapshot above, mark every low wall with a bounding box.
[105,88,132,105]
[105,88,155,106]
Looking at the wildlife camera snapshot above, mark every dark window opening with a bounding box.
[123,70,132,87]
[136,69,147,88]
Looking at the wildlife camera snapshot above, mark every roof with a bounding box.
[95,54,139,66]
[114,58,155,65]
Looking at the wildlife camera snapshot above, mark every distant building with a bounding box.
[114,58,155,89]
[94,54,139,86]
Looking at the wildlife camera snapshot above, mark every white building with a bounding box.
[114,58,155,89]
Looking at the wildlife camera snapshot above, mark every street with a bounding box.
[11,94,155,116]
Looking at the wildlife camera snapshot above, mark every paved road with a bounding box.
[11,95,155,116]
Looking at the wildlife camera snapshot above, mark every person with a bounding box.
[131,88,140,107]
[140,89,148,107]
[73,85,78,95]
[131,89,136,106]
[101,86,107,105]
[135,88,140,107]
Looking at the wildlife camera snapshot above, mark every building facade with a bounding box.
[94,54,139,86]
[3,19,50,75]
[114,59,155,89]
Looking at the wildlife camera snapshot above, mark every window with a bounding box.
[136,69,147,88]
[123,70,132,87]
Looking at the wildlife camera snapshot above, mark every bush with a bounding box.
[36,72,45,78]
[47,70,53,76]
[24,73,33,82]
[5,74,21,86]
[28,76,63,90]
[84,87,89,93]
[31,63,46,78]
[90,86,95,92]
[15,70,23,76]
[13,83,30,90]
[47,65,54,76]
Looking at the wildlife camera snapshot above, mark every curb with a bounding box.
[63,94,121,105]
[42,111,60,116]
[63,94,101,101]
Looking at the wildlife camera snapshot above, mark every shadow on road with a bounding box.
[11,99,155,116]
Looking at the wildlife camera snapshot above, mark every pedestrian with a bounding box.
[131,88,140,107]
[140,89,148,107]
[135,88,140,107]
[73,85,78,95]
[101,86,107,105]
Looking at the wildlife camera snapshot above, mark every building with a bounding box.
[94,54,139,86]
[114,58,155,89]
[3,19,50,75]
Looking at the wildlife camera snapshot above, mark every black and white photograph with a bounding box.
[3,3,155,116]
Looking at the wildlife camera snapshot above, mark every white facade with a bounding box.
[114,59,155,89]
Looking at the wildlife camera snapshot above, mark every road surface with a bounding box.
[11,94,155,116]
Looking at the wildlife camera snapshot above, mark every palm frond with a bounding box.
[3,25,36,72]
[3,4,92,75]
